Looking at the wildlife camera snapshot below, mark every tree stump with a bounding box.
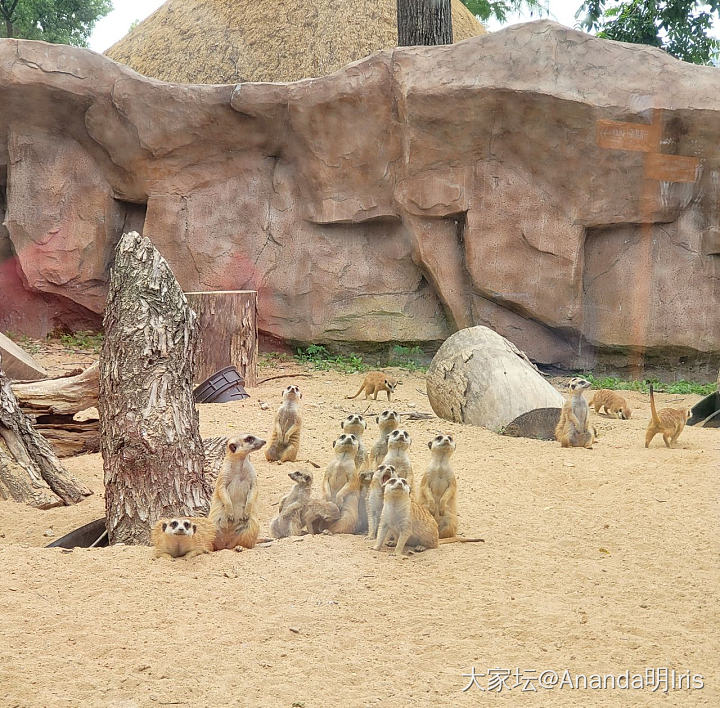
[185,291,258,387]
[99,232,212,545]
[0,354,92,508]
[397,0,453,47]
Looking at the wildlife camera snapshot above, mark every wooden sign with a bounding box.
[644,153,699,183]
[596,119,654,152]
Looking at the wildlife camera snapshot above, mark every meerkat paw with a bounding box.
[233,545,245,553]
[321,529,333,536]
[414,545,428,553]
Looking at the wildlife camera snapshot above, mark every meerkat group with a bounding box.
[556,378,691,450]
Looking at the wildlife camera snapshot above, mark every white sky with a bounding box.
[87,0,716,53]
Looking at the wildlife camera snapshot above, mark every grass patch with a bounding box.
[583,373,716,397]
[4,332,41,354]
[55,331,104,353]
[258,351,293,368]
[292,344,428,374]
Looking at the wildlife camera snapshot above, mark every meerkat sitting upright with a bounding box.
[265,385,302,463]
[380,428,414,487]
[555,377,596,448]
[270,470,313,539]
[341,413,369,472]
[589,388,632,419]
[151,517,216,560]
[645,384,691,448]
[322,433,360,504]
[365,463,397,540]
[418,434,458,539]
[370,409,401,467]
[210,435,265,551]
[346,371,398,401]
[328,470,361,534]
[373,477,484,556]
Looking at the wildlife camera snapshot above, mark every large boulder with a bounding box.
[0,22,719,375]
[426,327,564,432]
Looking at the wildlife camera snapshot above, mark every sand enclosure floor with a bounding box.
[1,357,718,706]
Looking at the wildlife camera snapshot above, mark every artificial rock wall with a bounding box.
[1,21,719,374]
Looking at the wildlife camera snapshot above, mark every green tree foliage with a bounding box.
[460,0,548,22]
[577,0,720,64]
[0,0,112,46]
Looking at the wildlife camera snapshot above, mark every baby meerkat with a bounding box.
[589,389,632,419]
[151,517,216,560]
[210,435,265,551]
[302,499,341,534]
[645,384,691,448]
[555,377,596,448]
[341,413,369,471]
[418,434,458,539]
[380,428,414,487]
[374,477,484,556]
[370,409,401,467]
[265,385,302,462]
[270,470,313,539]
[346,371,398,401]
[365,464,397,539]
[322,433,360,504]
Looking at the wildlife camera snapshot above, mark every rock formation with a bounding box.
[0,21,718,375]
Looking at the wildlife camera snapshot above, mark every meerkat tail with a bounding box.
[649,384,660,425]
[438,536,485,544]
[345,387,363,400]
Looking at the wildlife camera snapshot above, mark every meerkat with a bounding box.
[270,470,313,539]
[151,517,216,560]
[346,371,398,401]
[356,468,375,534]
[589,388,632,419]
[210,435,265,551]
[365,463,397,539]
[555,377,596,448]
[380,428,414,487]
[373,478,483,556]
[645,384,691,448]
[341,413,369,471]
[265,385,302,463]
[418,434,458,539]
[322,433,360,503]
[302,499,341,534]
[370,409,401,467]
[328,471,361,534]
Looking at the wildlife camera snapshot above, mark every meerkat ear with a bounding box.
[427,440,432,449]
[375,416,379,424]
[229,442,237,453]
[332,439,337,448]
[192,524,197,533]
[162,522,167,531]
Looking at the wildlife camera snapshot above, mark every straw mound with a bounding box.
[104,0,485,84]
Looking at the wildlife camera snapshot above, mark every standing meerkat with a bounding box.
[346,371,398,401]
[322,433,360,504]
[589,389,632,419]
[356,468,376,534]
[365,464,397,540]
[341,413,369,472]
[418,434,458,539]
[210,435,265,550]
[151,517,216,560]
[380,428,414,487]
[302,498,341,535]
[370,409,401,467]
[555,377,596,448]
[645,384,691,448]
[270,470,313,539]
[265,385,302,463]
[373,478,483,556]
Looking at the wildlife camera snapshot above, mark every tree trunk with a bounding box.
[185,291,258,387]
[397,0,453,46]
[99,231,213,545]
[0,354,92,508]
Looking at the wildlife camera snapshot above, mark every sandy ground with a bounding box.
[1,350,718,707]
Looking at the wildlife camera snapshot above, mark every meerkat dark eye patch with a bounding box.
[170,520,178,529]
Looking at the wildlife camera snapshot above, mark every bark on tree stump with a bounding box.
[99,232,212,545]
[185,291,258,387]
[0,354,92,508]
[397,0,453,46]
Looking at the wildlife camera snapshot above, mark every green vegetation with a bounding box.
[4,331,40,354]
[583,373,716,396]
[461,0,547,23]
[0,0,112,46]
[56,330,104,353]
[291,344,428,374]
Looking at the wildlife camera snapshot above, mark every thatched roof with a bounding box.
[105,0,485,85]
